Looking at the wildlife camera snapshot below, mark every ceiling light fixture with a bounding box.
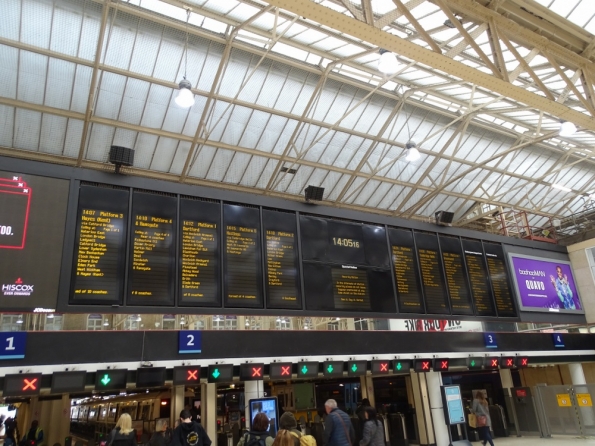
[551,183,572,192]
[103,319,109,326]
[405,140,421,162]
[16,316,24,324]
[175,9,195,108]
[559,120,577,137]
[378,49,399,75]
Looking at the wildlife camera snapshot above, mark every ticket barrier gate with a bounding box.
[386,413,408,446]
[505,387,541,437]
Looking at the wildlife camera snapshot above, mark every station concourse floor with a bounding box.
[465,436,595,445]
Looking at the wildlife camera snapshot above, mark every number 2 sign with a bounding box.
[0,332,26,360]
[179,331,202,354]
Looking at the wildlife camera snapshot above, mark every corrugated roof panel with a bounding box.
[238,110,270,150]
[129,22,162,77]
[270,118,299,155]
[205,148,236,182]
[0,0,20,40]
[377,184,407,210]
[194,40,225,91]
[169,140,191,175]
[0,105,15,147]
[103,24,136,70]
[22,0,52,48]
[84,123,114,161]
[130,131,159,170]
[62,118,84,158]
[13,108,41,151]
[149,136,178,172]
[324,172,351,201]
[222,151,252,183]
[78,5,101,60]
[139,84,171,126]
[181,95,208,137]
[39,114,67,154]
[0,45,18,99]
[254,158,278,189]
[364,181,393,208]
[51,3,84,57]
[153,38,184,82]
[352,179,381,206]
[341,176,367,204]
[238,154,269,187]
[17,51,47,105]
[45,58,76,110]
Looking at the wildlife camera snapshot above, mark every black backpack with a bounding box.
[245,434,266,446]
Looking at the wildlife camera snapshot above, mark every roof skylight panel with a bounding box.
[320,1,349,14]
[203,0,240,15]
[271,42,309,61]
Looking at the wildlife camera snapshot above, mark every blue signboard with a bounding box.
[484,332,497,349]
[179,330,202,354]
[441,385,465,425]
[552,333,565,348]
[0,332,26,360]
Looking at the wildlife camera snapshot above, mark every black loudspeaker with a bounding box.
[435,210,454,227]
[305,185,325,202]
[109,146,134,173]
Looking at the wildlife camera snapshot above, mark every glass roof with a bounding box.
[2,0,595,236]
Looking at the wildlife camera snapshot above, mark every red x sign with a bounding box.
[506,359,514,367]
[23,378,37,391]
[252,367,262,377]
[440,361,448,370]
[281,366,291,376]
[422,361,430,370]
[491,359,499,367]
[187,370,198,381]
[380,363,388,372]
[520,358,528,367]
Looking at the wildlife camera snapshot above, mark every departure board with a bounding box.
[71,186,128,304]
[389,228,424,313]
[415,232,449,314]
[127,192,176,305]
[179,199,220,307]
[462,239,496,316]
[439,236,473,315]
[484,243,516,317]
[223,204,263,308]
[331,267,370,310]
[263,210,300,309]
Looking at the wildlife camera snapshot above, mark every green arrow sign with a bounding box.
[327,364,334,373]
[396,362,402,371]
[351,364,358,372]
[100,374,111,385]
[301,365,308,374]
[212,368,220,379]
[470,360,476,367]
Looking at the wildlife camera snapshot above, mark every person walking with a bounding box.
[324,400,355,446]
[471,391,494,446]
[359,407,384,446]
[172,410,211,446]
[237,413,273,446]
[109,414,137,446]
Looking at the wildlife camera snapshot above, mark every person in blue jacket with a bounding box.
[324,400,355,446]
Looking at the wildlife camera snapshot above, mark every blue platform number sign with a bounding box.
[0,332,26,360]
[179,331,202,354]
[553,333,565,348]
[484,332,497,349]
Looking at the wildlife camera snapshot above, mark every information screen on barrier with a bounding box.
[249,398,278,436]
[0,171,69,311]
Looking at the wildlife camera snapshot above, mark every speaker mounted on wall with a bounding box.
[109,146,135,174]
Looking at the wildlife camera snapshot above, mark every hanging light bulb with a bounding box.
[16,316,24,324]
[559,120,577,137]
[175,78,195,108]
[378,49,399,75]
[405,140,421,162]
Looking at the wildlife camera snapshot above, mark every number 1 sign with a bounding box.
[179,331,202,354]
[0,332,26,360]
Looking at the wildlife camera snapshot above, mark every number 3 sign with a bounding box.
[0,332,26,360]
[179,331,202,354]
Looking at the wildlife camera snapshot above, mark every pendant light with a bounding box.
[175,9,195,108]
[378,49,399,75]
[559,120,577,137]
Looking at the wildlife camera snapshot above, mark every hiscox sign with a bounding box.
[392,319,483,332]
[2,277,34,296]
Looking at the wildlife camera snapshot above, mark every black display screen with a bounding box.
[439,236,473,315]
[263,210,301,309]
[303,263,395,312]
[0,171,69,311]
[389,228,424,313]
[136,367,166,388]
[95,369,128,391]
[172,366,201,385]
[71,186,128,304]
[415,232,449,314]
[3,373,42,397]
[223,204,263,308]
[51,371,87,394]
[462,239,496,317]
[179,199,220,307]
[128,192,176,306]
[300,216,389,267]
[483,242,517,317]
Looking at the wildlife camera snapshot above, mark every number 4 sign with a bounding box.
[179,331,202,354]
[553,334,565,348]
[0,332,26,360]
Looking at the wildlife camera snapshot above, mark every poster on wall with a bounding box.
[508,253,583,314]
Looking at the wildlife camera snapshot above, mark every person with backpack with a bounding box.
[108,414,137,446]
[359,407,384,446]
[279,413,316,446]
[271,430,294,446]
[172,410,211,446]
[324,400,355,446]
[237,413,273,446]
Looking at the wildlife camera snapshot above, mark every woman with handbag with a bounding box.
[471,391,493,446]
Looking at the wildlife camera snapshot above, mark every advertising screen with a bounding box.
[0,171,69,311]
[248,397,278,436]
[508,253,583,314]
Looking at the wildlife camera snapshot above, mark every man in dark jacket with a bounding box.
[171,410,211,446]
[324,400,354,446]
